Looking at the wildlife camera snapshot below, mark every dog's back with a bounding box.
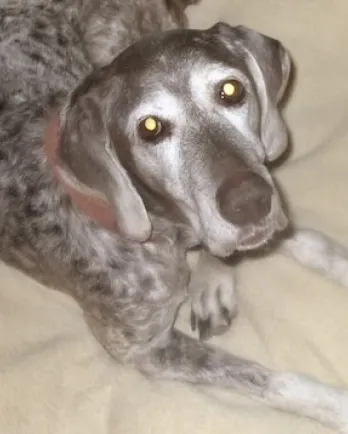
[0,2,88,110]
[0,0,187,109]
[0,2,85,275]
[0,0,191,281]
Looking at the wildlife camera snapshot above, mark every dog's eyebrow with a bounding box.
[188,64,248,99]
[190,63,247,85]
[127,90,183,132]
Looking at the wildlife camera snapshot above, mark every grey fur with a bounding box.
[1,1,348,430]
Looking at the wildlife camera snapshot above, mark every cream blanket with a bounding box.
[1,0,348,432]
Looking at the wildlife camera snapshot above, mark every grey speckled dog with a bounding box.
[1,0,348,430]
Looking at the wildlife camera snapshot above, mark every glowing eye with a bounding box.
[138,116,162,140]
[219,80,244,103]
[144,117,158,132]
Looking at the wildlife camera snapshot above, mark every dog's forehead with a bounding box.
[115,29,252,106]
[117,29,247,79]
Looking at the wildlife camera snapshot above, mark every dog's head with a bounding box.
[58,23,292,257]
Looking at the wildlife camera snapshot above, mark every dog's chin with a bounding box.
[204,236,237,258]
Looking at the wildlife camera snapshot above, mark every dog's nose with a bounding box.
[216,171,273,226]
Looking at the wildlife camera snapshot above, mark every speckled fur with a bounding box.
[0,0,197,361]
[2,1,348,428]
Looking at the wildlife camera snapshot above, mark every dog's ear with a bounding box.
[58,82,151,242]
[232,24,292,103]
[165,0,201,10]
[165,0,201,26]
[210,22,292,162]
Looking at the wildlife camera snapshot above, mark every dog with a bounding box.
[1,0,348,431]
[282,228,348,287]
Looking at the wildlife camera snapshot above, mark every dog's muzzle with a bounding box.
[215,170,287,251]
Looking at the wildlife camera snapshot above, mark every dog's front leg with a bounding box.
[189,250,238,340]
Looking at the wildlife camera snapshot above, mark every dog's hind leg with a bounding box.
[281,228,348,289]
[83,275,348,433]
[137,330,348,432]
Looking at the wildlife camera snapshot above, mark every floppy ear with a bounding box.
[165,0,201,26]
[58,81,151,242]
[233,25,292,104]
[211,22,292,162]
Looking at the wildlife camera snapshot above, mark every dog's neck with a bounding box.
[44,113,119,233]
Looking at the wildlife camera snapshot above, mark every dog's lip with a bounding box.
[237,227,273,251]
[202,209,289,257]
[236,213,289,251]
[206,227,274,256]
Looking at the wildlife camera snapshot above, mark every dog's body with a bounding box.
[1,0,348,430]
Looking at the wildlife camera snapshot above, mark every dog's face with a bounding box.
[59,23,292,257]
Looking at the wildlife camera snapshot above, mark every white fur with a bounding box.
[189,251,238,329]
[265,372,348,432]
[189,64,250,132]
[281,229,348,289]
[189,63,269,163]
[127,89,188,195]
[128,90,184,130]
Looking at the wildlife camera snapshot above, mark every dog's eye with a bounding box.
[219,80,244,104]
[138,116,163,140]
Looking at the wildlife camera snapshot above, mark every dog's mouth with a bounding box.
[237,225,279,250]
[236,210,289,251]
[201,211,288,258]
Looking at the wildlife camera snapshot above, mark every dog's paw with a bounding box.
[189,271,238,340]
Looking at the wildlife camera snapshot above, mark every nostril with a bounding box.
[216,172,273,226]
